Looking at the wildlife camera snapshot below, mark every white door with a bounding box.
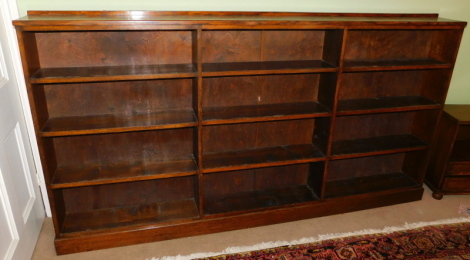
[0,1,45,259]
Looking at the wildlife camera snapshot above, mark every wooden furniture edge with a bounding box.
[425,179,470,199]
[26,10,440,18]
[54,187,424,254]
[13,11,466,29]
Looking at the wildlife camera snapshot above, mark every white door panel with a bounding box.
[0,0,45,259]
[0,169,19,260]
[4,123,36,224]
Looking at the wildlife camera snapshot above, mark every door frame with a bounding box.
[2,0,50,217]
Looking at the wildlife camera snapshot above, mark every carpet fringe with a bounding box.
[149,216,470,260]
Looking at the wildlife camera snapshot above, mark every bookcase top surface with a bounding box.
[444,105,470,124]
[13,11,467,28]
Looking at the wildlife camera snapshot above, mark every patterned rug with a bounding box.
[193,221,470,260]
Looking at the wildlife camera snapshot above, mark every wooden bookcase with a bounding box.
[13,11,466,254]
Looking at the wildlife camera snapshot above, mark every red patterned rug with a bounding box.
[194,221,470,260]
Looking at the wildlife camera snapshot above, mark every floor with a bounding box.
[31,186,470,260]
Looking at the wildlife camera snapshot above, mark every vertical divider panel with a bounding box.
[260,30,266,61]
[423,29,465,186]
[412,108,443,185]
[308,162,325,196]
[257,29,265,195]
[402,150,428,184]
[44,138,62,236]
[323,30,344,67]
[447,29,465,63]
[52,189,66,235]
[30,85,49,130]
[421,69,451,104]
[194,27,204,217]
[429,29,465,64]
[320,28,347,200]
[15,31,40,81]
[427,113,457,187]
[16,29,65,235]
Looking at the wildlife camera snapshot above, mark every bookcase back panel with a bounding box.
[44,79,194,117]
[344,30,435,60]
[328,153,405,180]
[253,164,312,190]
[34,31,194,68]
[325,152,422,198]
[202,30,261,63]
[62,176,196,212]
[261,30,326,61]
[202,119,315,153]
[53,129,194,167]
[203,76,258,107]
[339,71,424,99]
[202,30,327,63]
[202,163,321,215]
[333,113,414,141]
[203,164,310,198]
[202,74,320,107]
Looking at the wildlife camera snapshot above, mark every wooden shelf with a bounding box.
[51,157,197,189]
[203,102,330,125]
[204,185,319,216]
[61,198,199,234]
[337,96,439,115]
[41,110,197,137]
[343,58,451,72]
[325,172,419,198]
[450,140,470,162]
[30,64,198,84]
[331,134,429,159]
[202,60,337,76]
[203,144,325,173]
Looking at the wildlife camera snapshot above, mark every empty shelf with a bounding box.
[203,102,330,125]
[203,144,325,173]
[51,158,198,188]
[337,96,439,115]
[41,110,197,137]
[61,198,199,234]
[31,64,197,84]
[325,172,419,198]
[331,134,428,159]
[204,185,319,215]
[343,58,451,72]
[202,60,337,76]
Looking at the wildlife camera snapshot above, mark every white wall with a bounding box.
[16,0,470,103]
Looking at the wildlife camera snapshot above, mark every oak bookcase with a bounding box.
[13,11,466,254]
